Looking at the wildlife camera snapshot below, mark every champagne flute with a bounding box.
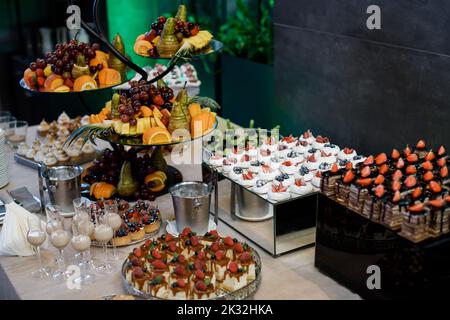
[45,204,64,266]
[77,218,95,270]
[49,217,71,281]
[103,200,121,261]
[70,224,95,285]
[93,211,114,273]
[27,216,50,279]
[72,198,91,262]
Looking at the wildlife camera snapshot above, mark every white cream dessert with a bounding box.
[311,136,330,150]
[226,148,244,161]
[221,159,235,174]
[245,145,258,158]
[80,115,90,126]
[258,164,278,181]
[279,161,297,175]
[351,155,366,167]
[268,184,291,202]
[37,119,50,137]
[320,150,337,165]
[311,171,322,188]
[258,149,273,163]
[272,173,295,187]
[81,142,96,157]
[33,151,44,163]
[252,180,270,194]
[277,144,290,158]
[318,162,333,172]
[261,136,278,152]
[269,156,284,170]
[280,135,298,149]
[249,160,262,174]
[293,140,310,154]
[43,155,57,166]
[305,154,320,171]
[296,165,314,182]
[208,155,224,168]
[238,154,252,169]
[299,130,314,144]
[229,167,244,181]
[322,143,340,156]
[57,112,70,126]
[238,171,257,187]
[32,139,41,151]
[338,148,357,161]
[305,147,321,159]
[57,127,70,138]
[286,151,304,165]
[289,178,313,195]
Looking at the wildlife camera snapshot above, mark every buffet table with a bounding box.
[0,126,359,300]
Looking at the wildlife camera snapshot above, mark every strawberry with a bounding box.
[234,243,244,253]
[152,249,162,260]
[392,190,401,203]
[215,250,224,261]
[197,251,205,260]
[438,157,446,167]
[407,153,418,163]
[181,227,192,238]
[392,170,403,181]
[176,279,186,288]
[441,166,448,178]
[195,270,205,280]
[331,163,339,173]
[375,153,387,165]
[374,175,385,185]
[343,170,355,184]
[345,162,353,170]
[132,267,144,278]
[307,155,316,162]
[428,199,445,208]
[153,94,165,106]
[379,164,389,175]
[152,260,166,269]
[404,145,412,157]
[357,178,372,187]
[396,158,405,169]
[295,179,305,187]
[391,180,402,192]
[174,265,185,276]
[375,185,385,198]
[302,130,312,138]
[131,257,141,267]
[405,175,417,188]
[37,77,45,87]
[412,187,422,199]
[209,230,219,237]
[425,151,435,161]
[446,195,450,203]
[178,254,186,263]
[409,203,424,212]
[224,236,234,247]
[133,247,142,258]
[429,181,442,194]
[360,166,371,178]
[416,140,426,149]
[406,165,417,175]
[282,161,293,167]
[190,236,199,246]
[364,156,374,165]
[195,281,207,291]
[391,149,400,160]
[344,148,354,155]
[242,172,254,180]
[421,161,433,171]
[315,171,322,178]
[228,262,239,273]
[211,242,220,252]
[194,259,205,271]
[36,68,44,77]
[438,146,446,156]
[423,171,434,182]
[165,233,174,242]
[144,240,152,248]
[239,252,252,262]
[169,242,177,252]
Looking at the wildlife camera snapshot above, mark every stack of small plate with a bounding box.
[0,129,8,189]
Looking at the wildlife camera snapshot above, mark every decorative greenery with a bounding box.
[217,0,274,65]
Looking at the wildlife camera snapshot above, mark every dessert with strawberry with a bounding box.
[299,130,315,144]
[277,144,290,158]
[222,261,248,292]
[238,154,252,169]
[268,184,291,202]
[338,148,357,162]
[238,170,257,187]
[312,136,330,150]
[320,163,341,197]
[322,143,340,156]
[258,164,278,181]
[113,226,131,247]
[280,160,297,175]
[229,166,244,181]
[269,156,284,170]
[249,160,262,174]
[305,154,320,171]
[293,140,310,154]
[273,173,295,187]
[286,151,304,165]
[311,171,322,189]
[290,178,313,196]
[280,135,298,149]
[296,165,314,182]
[252,179,270,194]
[258,148,273,163]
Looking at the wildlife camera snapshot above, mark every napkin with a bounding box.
[8,187,41,213]
[0,202,46,257]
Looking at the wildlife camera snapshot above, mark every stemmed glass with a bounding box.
[70,223,95,285]
[47,206,71,280]
[103,200,122,261]
[27,216,50,279]
[72,198,91,262]
[93,211,114,273]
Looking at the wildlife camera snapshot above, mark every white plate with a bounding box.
[165,219,217,237]
[234,211,273,222]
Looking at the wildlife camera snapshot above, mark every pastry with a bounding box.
[305,154,320,171]
[293,140,310,154]
[279,161,297,175]
[257,149,273,163]
[55,150,69,164]
[57,112,71,126]
[113,227,132,246]
[311,171,322,188]
[289,178,313,196]
[67,147,82,162]
[238,171,257,187]
[37,119,50,137]
[338,148,357,162]
[280,135,298,149]
[299,130,314,144]
[269,156,284,170]
[248,160,262,174]
[82,142,96,158]
[17,143,30,156]
[273,173,294,187]
[286,151,304,165]
[322,143,340,156]
[127,222,145,241]
[277,144,290,158]
[43,155,57,166]
[26,148,36,159]
[296,165,313,182]
[228,166,244,181]
[258,164,278,181]
[311,136,330,150]
[268,184,291,202]
[252,180,270,194]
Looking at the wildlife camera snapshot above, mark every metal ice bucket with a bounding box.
[235,185,272,219]
[38,164,83,213]
[170,182,212,234]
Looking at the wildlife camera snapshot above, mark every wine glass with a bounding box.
[103,200,122,261]
[77,218,95,270]
[93,211,114,273]
[72,198,91,262]
[49,217,71,281]
[27,216,50,279]
[70,224,95,285]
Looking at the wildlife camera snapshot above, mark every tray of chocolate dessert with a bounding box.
[89,200,162,248]
[121,228,262,300]
[203,129,364,256]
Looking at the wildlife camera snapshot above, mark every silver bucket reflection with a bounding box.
[170,182,211,234]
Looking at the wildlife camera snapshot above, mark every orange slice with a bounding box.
[143,127,171,145]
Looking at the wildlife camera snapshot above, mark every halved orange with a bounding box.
[145,176,165,192]
[143,127,171,145]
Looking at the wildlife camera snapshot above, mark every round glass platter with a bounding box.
[121,248,262,300]
[135,39,223,59]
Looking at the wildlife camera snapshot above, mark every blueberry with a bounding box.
[256,180,267,187]
[300,166,310,175]
[233,167,243,174]
[308,148,317,154]
[282,173,289,179]
[275,175,284,182]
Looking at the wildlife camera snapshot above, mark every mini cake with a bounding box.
[312,136,330,150]
[286,151,304,165]
[82,142,96,158]
[37,119,50,137]
[311,171,322,188]
[336,169,355,205]
[258,149,273,163]
[127,222,145,241]
[279,161,297,175]
[338,148,357,162]
[320,150,337,165]
[351,155,366,167]
[399,203,430,243]
[273,173,295,187]
[229,166,244,181]
[17,143,30,156]
[249,160,262,174]
[57,111,71,126]
[222,262,248,292]
[43,155,57,166]
[277,144,290,158]
[280,135,298,149]
[296,165,313,182]
[299,130,314,144]
[239,171,257,187]
[293,140,310,154]
[320,163,341,197]
[290,178,313,196]
[67,147,82,162]
[305,147,321,159]
[142,207,162,233]
[258,164,278,181]
[238,154,252,169]
[221,159,235,175]
[26,148,36,159]
[33,151,44,163]
[252,180,270,194]
[55,150,69,164]
[268,184,291,202]
[318,162,333,172]
[305,154,320,171]
[113,227,132,246]
[322,143,340,156]
[32,139,41,151]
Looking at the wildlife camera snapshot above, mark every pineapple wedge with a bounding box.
[153,108,163,119]
[121,123,130,135]
[129,125,137,135]
[143,117,151,131]
[150,117,156,128]
[137,118,145,134]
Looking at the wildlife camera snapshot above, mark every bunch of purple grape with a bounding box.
[83,148,123,186]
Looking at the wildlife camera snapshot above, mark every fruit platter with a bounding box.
[134,4,221,59]
[64,79,218,149]
[121,228,262,300]
[81,146,182,202]
[21,36,129,93]
[88,200,162,248]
